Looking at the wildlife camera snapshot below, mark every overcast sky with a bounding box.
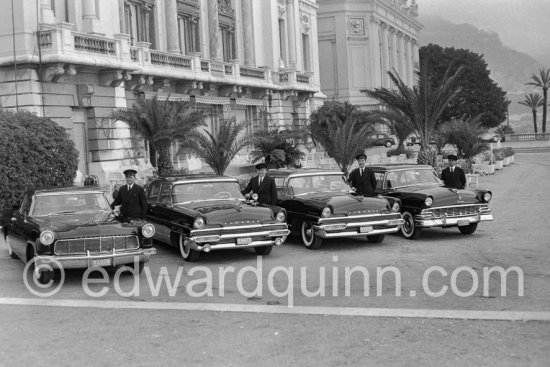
[418,0,550,58]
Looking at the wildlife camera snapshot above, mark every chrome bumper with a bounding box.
[189,229,290,252]
[416,213,494,228]
[313,218,405,239]
[35,248,157,269]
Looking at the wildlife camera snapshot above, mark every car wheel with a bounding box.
[385,141,392,148]
[254,246,273,256]
[366,234,385,243]
[178,233,200,262]
[6,237,18,259]
[301,221,323,249]
[401,211,422,240]
[458,222,478,235]
[35,266,53,285]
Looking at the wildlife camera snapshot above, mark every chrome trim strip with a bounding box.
[315,226,400,239]
[319,213,401,223]
[192,223,287,233]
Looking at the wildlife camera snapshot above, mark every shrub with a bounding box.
[503,147,515,157]
[0,110,78,223]
[493,148,505,161]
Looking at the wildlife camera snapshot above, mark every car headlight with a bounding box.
[321,207,331,218]
[483,192,492,202]
[193,217,206,229]
[141,223,155,238]
[39,230,55,245]
[392,202,400,212]
[275,211,286,223]
[424,197,433,207]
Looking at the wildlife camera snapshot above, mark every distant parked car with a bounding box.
[369,133,395,148]
[5,187,156,283]
[479,133,500,143]
[369,164,494,239]
[268,168,404,249]
[145,175,289,261]
[406,135,435,146]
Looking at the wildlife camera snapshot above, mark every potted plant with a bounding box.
[503,147,515,164]
[493,148,504,170]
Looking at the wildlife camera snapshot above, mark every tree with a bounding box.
[363,63,464,166]
[112,95,205,176]
[368,109,414,152]
[444,116,489,160]
[250,129,305,168]
[180,118,248,175]
[308,111,376,176]
[518,93,544,133]
[1,110,78,223]
[495,125,514,141]
[526,69,550,133]
[420,44,508,129]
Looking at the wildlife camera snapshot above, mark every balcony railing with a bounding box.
[150,50,192,69]
[39,30,53,48]
[240,66,266,80]
[505,133,550,141]
[130,47,138,62]
[74,33,116,55]
[296,73,310,84]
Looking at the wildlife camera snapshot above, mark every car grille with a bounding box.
[425,205,484,218]
[320,213,400,224]
[54,235,140,255]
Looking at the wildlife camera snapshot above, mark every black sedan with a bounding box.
[5,187,156,283]
[145,175,290,261]
[269,169,404,249]
[369,164,494,239]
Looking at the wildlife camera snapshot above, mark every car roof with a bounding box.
[268,168,344,177]
[152,174,238,184]
[31,186,106,195]
[367,164,434,171]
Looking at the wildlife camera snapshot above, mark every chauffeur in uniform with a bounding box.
[241,163,278,205]
[348,153,377,196]
[110,168,148,221]
[441,154,467,189]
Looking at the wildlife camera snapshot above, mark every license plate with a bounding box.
[359,226,373,233]
[236,237,252,245]
[457,219,470,226]
[92,258,112,267]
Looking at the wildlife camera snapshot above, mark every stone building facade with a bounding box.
[317,0,421,111]
[0,0,322,185]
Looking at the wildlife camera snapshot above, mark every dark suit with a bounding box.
[241,175,278,205]
[348,167,377,196]
[441,166,467,189]
[111,184,148,220]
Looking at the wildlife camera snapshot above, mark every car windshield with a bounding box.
[287,174,350,195]
[32,192,111,216]
[385,169,443,188]
[172,181,244,203]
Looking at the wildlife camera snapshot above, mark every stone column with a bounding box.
[207,0,222,60]
[286,0,297,69]
[118,0,126,33]
[40,0,55,24]
[241,0,255,65]
[398,32,406,79]
[390,28,398,73]
[82,0,100,33]
[406,38,414,85]
[380,24,390,87]
[165,0,180,52]
[370,19,382,88]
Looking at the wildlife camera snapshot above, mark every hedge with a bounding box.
[0,110,78,224]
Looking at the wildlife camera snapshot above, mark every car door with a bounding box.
[146,181,170,244]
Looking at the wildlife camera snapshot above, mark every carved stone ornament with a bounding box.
[301,13,310,34]
[347,18,365,36]
[278,4,286,19]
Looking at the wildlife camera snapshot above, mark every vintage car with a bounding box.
[369,133,396,148]
[5,187,156,283]
[369,164,494,239]
[268,168,404,249]
[145,175,290,261]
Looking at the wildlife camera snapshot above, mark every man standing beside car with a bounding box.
[441,154,467,189]
[111,168,148,221]
[348,153,377,196]
[242,163,278,205]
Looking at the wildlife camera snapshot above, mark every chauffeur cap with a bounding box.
[447,154,458,161]
[123,168,138,176]
[255,163,268,170]
[355,153,367,160]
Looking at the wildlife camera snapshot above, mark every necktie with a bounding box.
[360,168,363,176]
[451,167,454,173]
[258,177,262,186]
[128,184,132,191]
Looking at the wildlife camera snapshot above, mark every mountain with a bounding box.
[418,15,544,94]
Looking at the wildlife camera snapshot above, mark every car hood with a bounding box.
[181,200,275,224]
[396,185,481,206]
[294,192,389,214]
[32,212,137,237]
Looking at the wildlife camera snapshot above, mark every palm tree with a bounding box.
[363,64,464,166]
[112,95,205,176]
[180,117,248,175]
[250,129,305,168]
[308,113,376,176]
[444,115,489,160]
[526,69,550,133]
[369,109,413,152]
[518,92,544,133]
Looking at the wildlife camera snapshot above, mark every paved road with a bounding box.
[1,153,549,366]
